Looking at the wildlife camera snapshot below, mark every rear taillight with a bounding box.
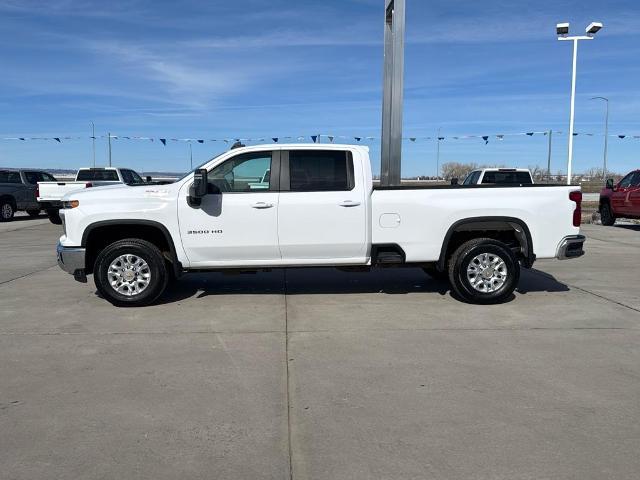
[569,191,582,227]
[85,182,93,188]
[36,184,39,198]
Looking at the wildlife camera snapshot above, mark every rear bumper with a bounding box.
[56,242,87,282]
[556,235,585,260]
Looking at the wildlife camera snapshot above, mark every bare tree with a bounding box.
[441,162,478,181]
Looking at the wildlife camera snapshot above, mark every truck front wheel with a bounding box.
[599,202,615,226]
[94,239,168,307]
[448,238,519,304]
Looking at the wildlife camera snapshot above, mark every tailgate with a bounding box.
[37,182,87,201]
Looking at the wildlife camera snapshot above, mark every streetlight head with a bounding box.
[556,22,570,36]
[586,22,603,35]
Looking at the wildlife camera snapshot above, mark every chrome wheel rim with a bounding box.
[1,203,12,219]
[107,254,151,296]
[466,252,508,293]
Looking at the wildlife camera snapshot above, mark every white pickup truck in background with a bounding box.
[463,168,534,185]
[38,167,148,223]
[55,144,585,307]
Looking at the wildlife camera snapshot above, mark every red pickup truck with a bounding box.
[599,170,640,225]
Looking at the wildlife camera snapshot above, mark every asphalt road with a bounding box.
[1,218,639,480]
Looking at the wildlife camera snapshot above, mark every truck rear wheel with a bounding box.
[448,238,519,304]
[47,209,62,225]
[599,202,615,226]
[94,239,168,307]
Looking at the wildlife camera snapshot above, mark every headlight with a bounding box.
[62,200,80,209]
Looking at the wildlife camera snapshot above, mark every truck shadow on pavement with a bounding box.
[154,266,569,305]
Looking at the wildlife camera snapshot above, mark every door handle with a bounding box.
[339,200,361,207]
[251,202,274,209]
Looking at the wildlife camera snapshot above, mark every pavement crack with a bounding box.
[0,264,57,286]
[284,268,294,480]
[528,268,640,314]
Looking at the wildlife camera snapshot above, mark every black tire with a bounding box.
[599,202,615,226]
[94,238,168,307]
[47,209,62,225]
[448,238,519,304]
[27,209,41,217]
[0,200,15,222]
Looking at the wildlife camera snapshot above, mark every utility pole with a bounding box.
[591,96,609,183]
[546,130,553,182]
[91,122,96,167]
[436,127,442,179]
[108,132,112,167]
[380,0,406,186]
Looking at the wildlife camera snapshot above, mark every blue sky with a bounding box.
[0,0,639,176]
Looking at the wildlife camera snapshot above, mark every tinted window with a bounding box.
[76,169,119,181]
[289,150,353,191]
[24,171,42,184]
[0,171,22,183]
[41,172,57,181]
[482,171,532,184]
[209,152,272,192]
[121,169,144,185]
[631,172,640,187]
[463,171,481,185]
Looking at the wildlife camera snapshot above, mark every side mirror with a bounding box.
[189,169,208,206]
[451,178,459,186]
[146,176,152,183]
[605,178,614,190]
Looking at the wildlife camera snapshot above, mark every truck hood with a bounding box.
[62,182,179,202]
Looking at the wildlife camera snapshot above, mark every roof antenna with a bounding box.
[230,141,245,150]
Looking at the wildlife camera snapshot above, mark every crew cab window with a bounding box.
[482,171,532,184]
[121,169,144,185]
[619,172,638,188]
[209,152,272,192]
[76,169,120,181]
[289,150,354,191]
[0,171,22,183]
[24,171,56,184]
[463,171,480,185]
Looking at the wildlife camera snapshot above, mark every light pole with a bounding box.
[590,96,609,183]
[557,21,603,185]
[436,127,441,179]
[90,122,96,167]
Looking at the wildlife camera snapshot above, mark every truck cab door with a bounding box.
[177,150,281,267]
[612,172,637,216]
[627,172,640,216]
[277,149,367,264]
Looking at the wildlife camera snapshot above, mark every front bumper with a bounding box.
[56,242,87,282]
[556,235,586,260]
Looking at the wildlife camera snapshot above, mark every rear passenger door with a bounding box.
[277,149,367,263]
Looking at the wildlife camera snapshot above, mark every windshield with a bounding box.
[176,150,226,182]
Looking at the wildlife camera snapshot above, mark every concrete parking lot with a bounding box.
[1,217,639,480]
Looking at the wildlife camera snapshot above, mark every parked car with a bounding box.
[0,168,58,221]
[463,168,533,185]
[55,144,585,307]
[38,167,147,224]
[599,170,640,225]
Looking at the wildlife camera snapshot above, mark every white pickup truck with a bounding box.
[38,167,147,223]
[55,144,585,306]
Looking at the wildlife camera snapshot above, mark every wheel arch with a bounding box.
[437,216,534,271]
[81,220,182,276]
[0,194,16,208]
